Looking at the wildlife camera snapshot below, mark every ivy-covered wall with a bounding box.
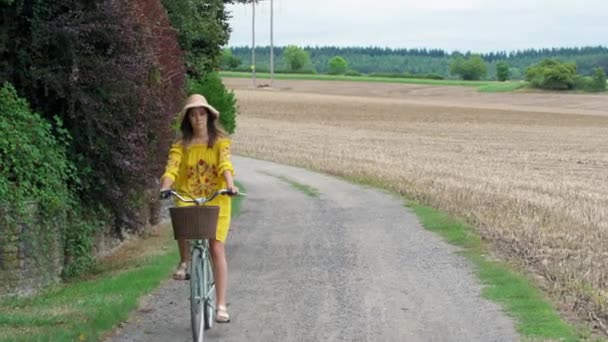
[0,205,62,296]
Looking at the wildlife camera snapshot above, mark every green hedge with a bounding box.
[0,83,73,223]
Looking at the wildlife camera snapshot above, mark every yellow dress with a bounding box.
[162,138,235,242]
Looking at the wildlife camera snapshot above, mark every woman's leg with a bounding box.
[210,239,229,320]
[173,239,189,280]
[178,239,190,263]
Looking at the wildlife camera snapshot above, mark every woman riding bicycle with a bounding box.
[159,94,238,323]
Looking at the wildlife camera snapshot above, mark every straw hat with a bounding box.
[180,94,220,121]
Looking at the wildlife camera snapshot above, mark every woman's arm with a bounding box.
[160,143,183,191]
[218,139,237,194]
[223,170,239,194]
[160,176,174,191]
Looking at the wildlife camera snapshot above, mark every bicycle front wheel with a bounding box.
[190,247,204,342]
[203,248,216,330]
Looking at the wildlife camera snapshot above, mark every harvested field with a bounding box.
[225,78,608,332]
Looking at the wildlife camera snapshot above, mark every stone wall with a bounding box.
[0,193,162,297]
[0,205,63,297]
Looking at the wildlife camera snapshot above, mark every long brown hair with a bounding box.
[180,107,227,148]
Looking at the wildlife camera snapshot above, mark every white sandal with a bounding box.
[172,262,189,281]
[216,305,231,323]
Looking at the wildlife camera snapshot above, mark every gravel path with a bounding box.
[107,156,518,342]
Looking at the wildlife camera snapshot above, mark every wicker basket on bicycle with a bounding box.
[169,206,220,240]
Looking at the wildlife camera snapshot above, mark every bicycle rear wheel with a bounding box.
[190,247,204,342]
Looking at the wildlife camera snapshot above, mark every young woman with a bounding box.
[159,94,238,323]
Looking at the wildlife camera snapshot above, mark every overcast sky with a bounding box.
[226,0,608,53]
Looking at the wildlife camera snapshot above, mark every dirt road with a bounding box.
[108,156,518,342]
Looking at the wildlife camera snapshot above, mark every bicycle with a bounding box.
[160,189,238,342]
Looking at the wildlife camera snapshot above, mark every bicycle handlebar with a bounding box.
[160,189,243,205]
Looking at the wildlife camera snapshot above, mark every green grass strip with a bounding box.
[258,171,320,198]
[408,203,580,341]
[0,252,177,342]
[0,180,246,342]
[221,71,527,93]
[277,176,320,198]
[477,82,527,92]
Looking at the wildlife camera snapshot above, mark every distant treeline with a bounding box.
[228,46,608,80]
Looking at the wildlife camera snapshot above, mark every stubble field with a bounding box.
[225,78,608,330]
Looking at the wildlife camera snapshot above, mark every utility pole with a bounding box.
[270,0,274,87]
[251,1,256,87]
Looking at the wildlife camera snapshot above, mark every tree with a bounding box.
[450,55,487,80]
[0,0,186,277]
[161,0,235,77]
[328,56,348,75]
[509,67,523,80]
[590,67,607,92]
[496,61,510,81]
[526,59,577,90]
[283,45,311,71]
[220,48,241,70]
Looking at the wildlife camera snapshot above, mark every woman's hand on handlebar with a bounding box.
[160,189,173,199]
[225,185,239,196]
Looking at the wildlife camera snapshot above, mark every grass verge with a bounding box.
[220,71,527,93]
[332,173,592,341]
[258,171,320,198]
[409,203,583,341]
[477,82,527,92]
[0,181,246,342]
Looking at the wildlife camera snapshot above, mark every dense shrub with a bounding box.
[496,61,510,81]
[0,83,100,277]
[575,68,608,93]
[526,59,577,90]
[283,45,313,72]
[590,67,606,92]
[0,1,185,235]
[450,55,488,80]
[220,48,242,70]
[328,56,348,75]
[161,0,243,77]
[0,82,73,223]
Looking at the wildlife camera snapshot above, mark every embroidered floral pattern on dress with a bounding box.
[220,145,230,161]
[187,159,219,198]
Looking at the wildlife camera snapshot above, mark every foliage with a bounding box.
[590,67,606,92]
[509,67,523,80]
[220,48,242,70]
[0,83,96,276]
[526,59,577,90]
[187,73,237,134]
[0,82,73,221]
[327,56,348,75]
[345,70,362,77]
[0,0,184,237]
[450,55,488,80]
[283,45,312,72]
[229,45,608,79]
[161,0,241,134]
[161,0,239,77]
[496,61,510,81]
